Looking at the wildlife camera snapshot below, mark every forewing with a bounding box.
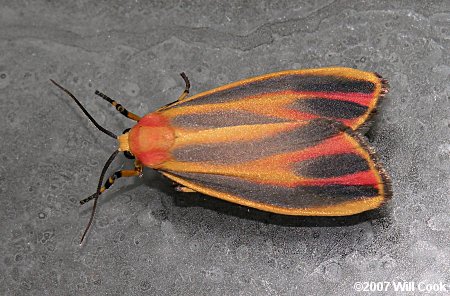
[157,119,391,216]
[159,67,388,130]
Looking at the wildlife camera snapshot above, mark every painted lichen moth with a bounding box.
[50,67,391,243]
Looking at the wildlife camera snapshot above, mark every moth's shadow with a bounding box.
[151,171,390,228]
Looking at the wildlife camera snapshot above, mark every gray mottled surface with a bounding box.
[1,1,449,295]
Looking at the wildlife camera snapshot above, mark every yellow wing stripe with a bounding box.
[161,171,385,216]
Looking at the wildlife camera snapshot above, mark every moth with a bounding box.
[51,67,391,243]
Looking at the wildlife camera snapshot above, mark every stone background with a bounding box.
[1,1,449,295]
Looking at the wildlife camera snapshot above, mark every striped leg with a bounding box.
[80,161,143,205]
[159,72,191,110]
[94,90,141,121]
[176,72,191,102]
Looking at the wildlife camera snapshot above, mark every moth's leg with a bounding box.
[176,72,190,102]
[158,72,191,110]
[80,161,144,204]
[174,185,196,193]
[94,90,141,121]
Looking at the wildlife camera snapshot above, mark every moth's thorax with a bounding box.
[127,113,175,167]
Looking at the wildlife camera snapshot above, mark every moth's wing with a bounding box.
[159,67,388,131]
[157,119,391,216]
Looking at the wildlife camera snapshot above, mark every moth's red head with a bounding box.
[118,113,174,167]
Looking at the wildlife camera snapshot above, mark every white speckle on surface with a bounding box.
[324,261,342,283]
[235,245,250,261]
[122,81,140,97]
[410,240,440,266]
[315,260,343,283]
[136,210,158,228]
[204,266,224,282]
[189,240,201,253]
[161,220,176,241]
[133,232,148,246]
[427,213,450,231]
[0,71,10,89]
[381,255,397,270]
[294,261,308,274]
[431,65,450,84]
[438,143,450,155]
[160,76,177,92]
